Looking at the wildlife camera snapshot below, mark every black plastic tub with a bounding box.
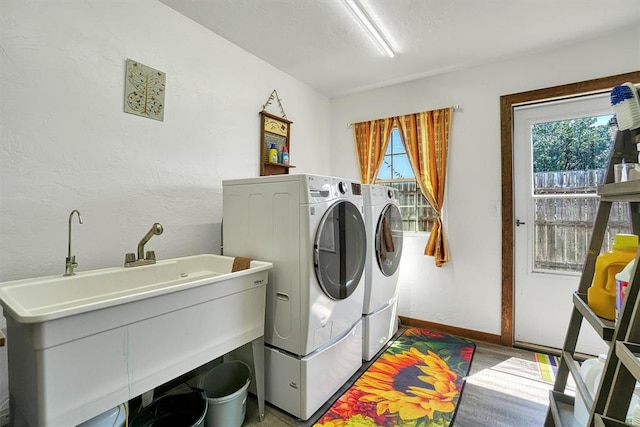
[130,391,207,427]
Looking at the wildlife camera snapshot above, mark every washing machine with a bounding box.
[222,174,367,420]
[362,184,403,361]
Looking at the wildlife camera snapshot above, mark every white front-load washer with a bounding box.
[222,174,367,420]
[362,184,403,360]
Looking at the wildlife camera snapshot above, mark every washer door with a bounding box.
[314,200,366,300]
[376,203,403,276]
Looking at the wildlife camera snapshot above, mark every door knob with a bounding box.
[516,219,526,226]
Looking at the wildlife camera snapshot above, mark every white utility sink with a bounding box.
[0,254,272,427]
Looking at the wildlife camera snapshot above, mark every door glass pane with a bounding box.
[376,203,404,276]
[530,114,630,273]
[315,201,366,299]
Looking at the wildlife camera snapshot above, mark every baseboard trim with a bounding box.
[398,316,503,345]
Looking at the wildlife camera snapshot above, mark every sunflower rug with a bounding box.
[314,328,476,427]
[534,352,559,384]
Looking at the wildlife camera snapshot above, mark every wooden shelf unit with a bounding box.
[260,111,294,176]
[545,128,640,427]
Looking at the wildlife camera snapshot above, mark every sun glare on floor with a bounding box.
[465,356,572,405]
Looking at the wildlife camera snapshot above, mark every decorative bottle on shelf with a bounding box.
[280,145,289,165]
[269,143,278,163]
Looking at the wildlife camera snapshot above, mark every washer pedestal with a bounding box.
[363,298,398,361]
[264,320,362,421]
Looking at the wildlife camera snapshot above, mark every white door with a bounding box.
[514,93,625,355]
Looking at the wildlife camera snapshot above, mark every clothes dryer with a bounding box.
[223,174,367,420]
[362,184,403,360]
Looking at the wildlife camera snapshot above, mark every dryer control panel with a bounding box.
[306,175,334,202]
[305,175,363,203]
[337,181,362,195]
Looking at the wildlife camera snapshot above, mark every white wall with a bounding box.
[330,24,640,336]
[1,0,639,412]
[0,0,330,406]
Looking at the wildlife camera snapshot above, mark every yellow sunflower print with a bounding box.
[355,347,459,422]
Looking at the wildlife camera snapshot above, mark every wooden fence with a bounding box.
[383,180,436,232]
[387,171,631,271]
[533,170,630,272]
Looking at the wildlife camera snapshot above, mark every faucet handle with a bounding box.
[125,253,136,263]
[67,256,78,269]
[146,250,156,261]
[64,256,78,276]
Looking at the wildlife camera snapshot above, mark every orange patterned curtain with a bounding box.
[353,118,395,184]
[396,108,453,267]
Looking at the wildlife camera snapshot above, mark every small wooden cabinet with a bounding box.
[260,111,294,176]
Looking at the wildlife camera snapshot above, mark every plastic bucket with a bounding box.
[199,360,251,427]
[574,354,606,426]
[130,391,207,427]
[78,404,126,427]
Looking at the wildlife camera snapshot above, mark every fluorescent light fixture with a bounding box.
[343,0,395,58]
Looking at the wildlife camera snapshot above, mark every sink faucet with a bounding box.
[64,209,83,276]
[125,223,163,267]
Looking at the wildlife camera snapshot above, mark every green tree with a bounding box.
[532,117,612,172]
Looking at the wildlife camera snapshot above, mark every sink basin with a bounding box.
[0,254,270,323]
[0,254,272,427]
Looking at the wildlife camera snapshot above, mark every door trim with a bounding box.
[499,70,640,346]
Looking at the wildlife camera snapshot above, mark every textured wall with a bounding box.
[0,0,330,405]
[0,1,330,281]
[330,24,640,336]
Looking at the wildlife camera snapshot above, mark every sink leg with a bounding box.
[9,395,15,427]
[9,394,28,427]
[251,336,265,422]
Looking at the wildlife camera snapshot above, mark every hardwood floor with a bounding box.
[242,340,561,426]
[454,341,557,426]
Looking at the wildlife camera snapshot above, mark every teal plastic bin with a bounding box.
[198,360,251,427]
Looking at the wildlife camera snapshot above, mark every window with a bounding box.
[529,113,628,272]
[375,128,438,232]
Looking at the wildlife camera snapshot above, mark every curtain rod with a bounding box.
[347,104,460,127]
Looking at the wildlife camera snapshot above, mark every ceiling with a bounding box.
[160,0,640,98]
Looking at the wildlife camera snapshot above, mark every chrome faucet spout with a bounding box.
[125,222,163,267]
[137,223,163,260]
[64,209,83,276]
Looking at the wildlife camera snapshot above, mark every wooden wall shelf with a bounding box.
[260,111,294,176]
[262,162,295,177]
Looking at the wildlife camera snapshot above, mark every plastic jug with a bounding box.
[588,234,638,320]
[574,354,607,426]
[627,383,640,425]
[280,145,289,165]
[269,143,278,163]
[616,259,636,321]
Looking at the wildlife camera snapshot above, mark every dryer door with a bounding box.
[314,200,366,300]
[376,203,403,276]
